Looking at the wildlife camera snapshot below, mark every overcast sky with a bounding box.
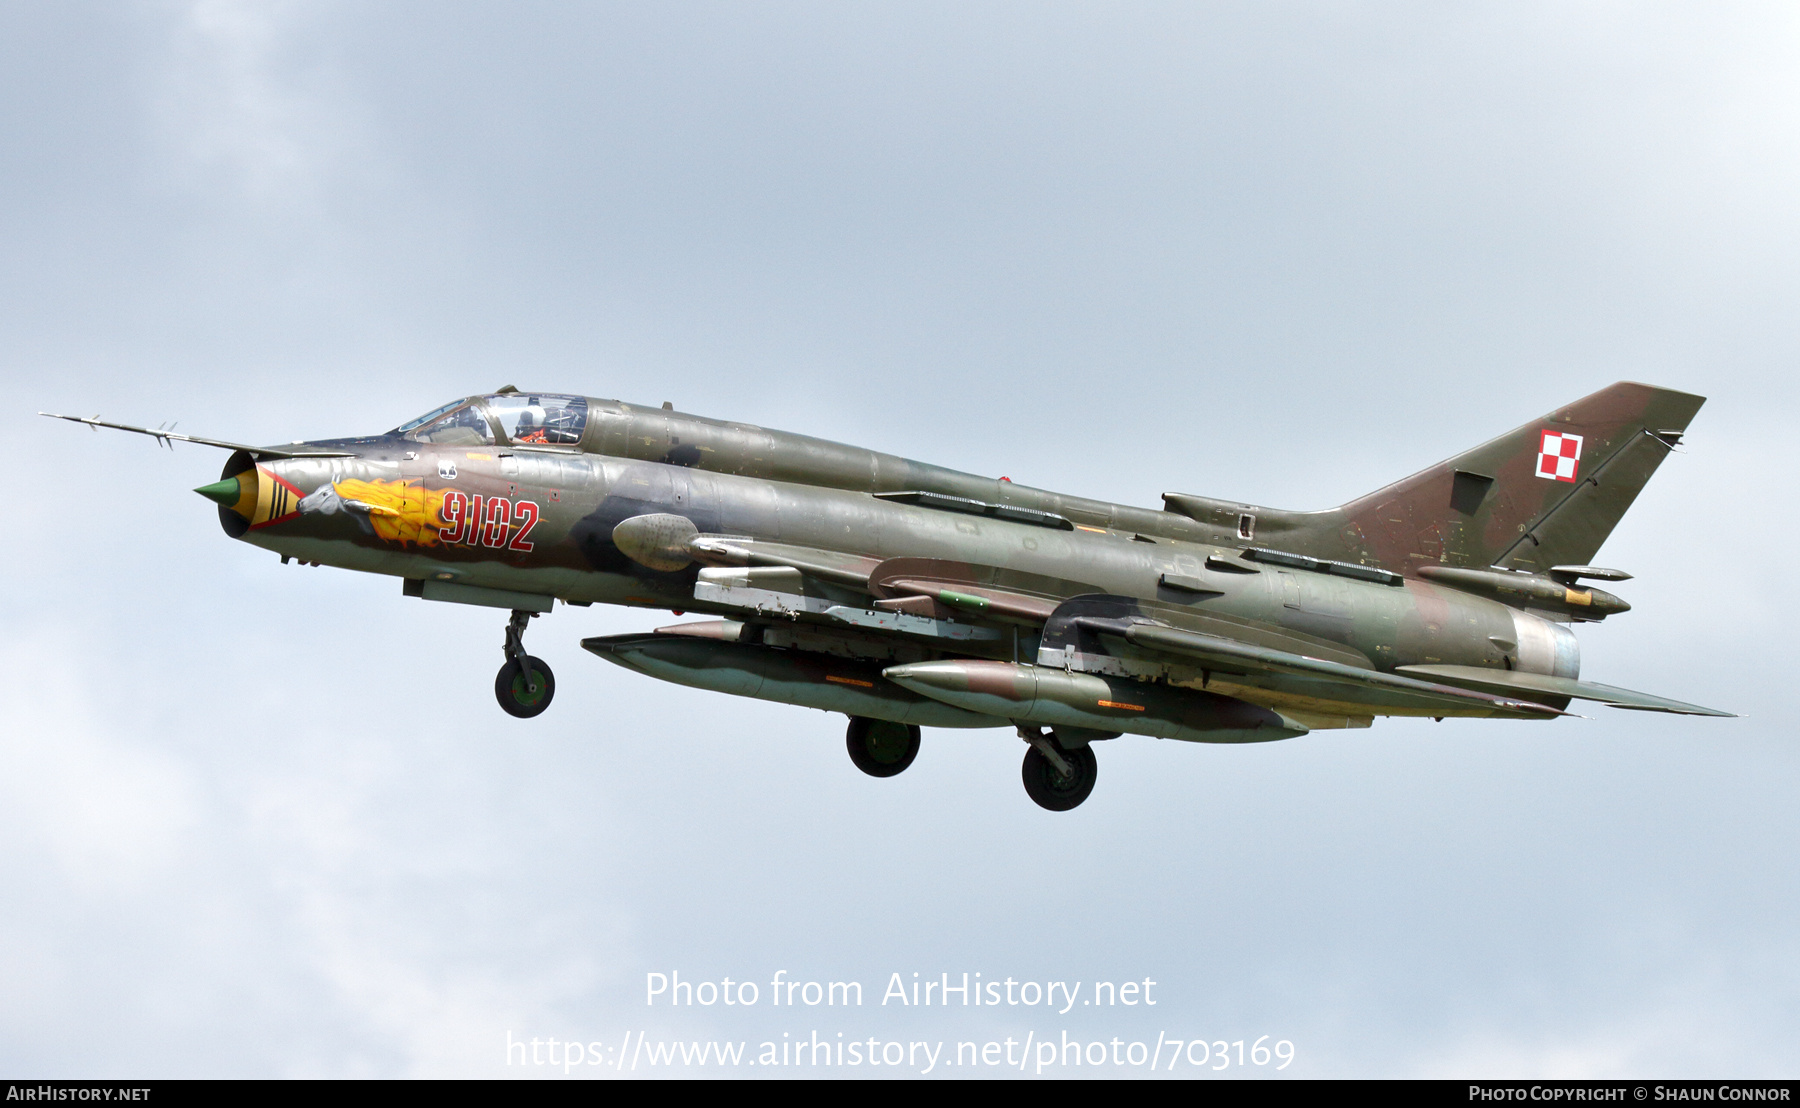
[2,1,1796,1078]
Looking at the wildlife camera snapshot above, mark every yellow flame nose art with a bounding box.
[330,477,453,547]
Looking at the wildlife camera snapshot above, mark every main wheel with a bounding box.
[496,655,556,718]
[846,717,920,777]
[1021,742,1097,811]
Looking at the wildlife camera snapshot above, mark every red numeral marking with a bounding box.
[441,493,542,553]
[483,498,511,548]
[465,495,485,546]
[439,490,467,544]
[508,501,539,551]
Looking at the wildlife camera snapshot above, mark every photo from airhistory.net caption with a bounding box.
[504,968,1294,1076]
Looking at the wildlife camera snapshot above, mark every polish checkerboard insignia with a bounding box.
[1535,430,1583,482]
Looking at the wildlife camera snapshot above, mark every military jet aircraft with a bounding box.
[44,381,1729,810]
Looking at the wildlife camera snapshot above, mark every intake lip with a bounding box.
[212,451,260,537]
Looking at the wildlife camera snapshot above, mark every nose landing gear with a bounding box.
[495,609,555,718]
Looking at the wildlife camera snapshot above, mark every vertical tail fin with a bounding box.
[1167,382,1706,574]
[1340,382,1704,573]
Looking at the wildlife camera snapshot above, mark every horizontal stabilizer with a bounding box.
[1396,664,1734,717]
[1085,619,1569,719]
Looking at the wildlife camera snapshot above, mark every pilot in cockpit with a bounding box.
[513,407,550,444]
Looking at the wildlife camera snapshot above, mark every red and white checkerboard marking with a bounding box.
[1535,430,1583,482]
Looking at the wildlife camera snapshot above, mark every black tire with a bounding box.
[1021,742,1097,811]
[846,717,920,777]
[496,655,556,718]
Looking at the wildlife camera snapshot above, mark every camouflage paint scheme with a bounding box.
[112,378,1719,746]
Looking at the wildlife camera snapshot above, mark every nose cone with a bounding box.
[194,477,241,506]
[195,472,259,522]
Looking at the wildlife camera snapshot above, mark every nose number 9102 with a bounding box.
[439,490,540,551]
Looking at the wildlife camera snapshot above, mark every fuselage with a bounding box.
[211,391,1580,727]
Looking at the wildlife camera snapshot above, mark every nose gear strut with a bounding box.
[495,608,555,718]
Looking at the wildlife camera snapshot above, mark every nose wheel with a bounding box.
[496,609,555,718]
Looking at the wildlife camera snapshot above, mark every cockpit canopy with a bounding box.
[393,394,589,447]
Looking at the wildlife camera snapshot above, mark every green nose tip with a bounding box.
[194,477,242,507]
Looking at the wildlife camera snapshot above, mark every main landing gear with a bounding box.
[846,716,921,777]
[842,717,1099,809]
[496,609,555,719]
[1019,726,1098,811]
